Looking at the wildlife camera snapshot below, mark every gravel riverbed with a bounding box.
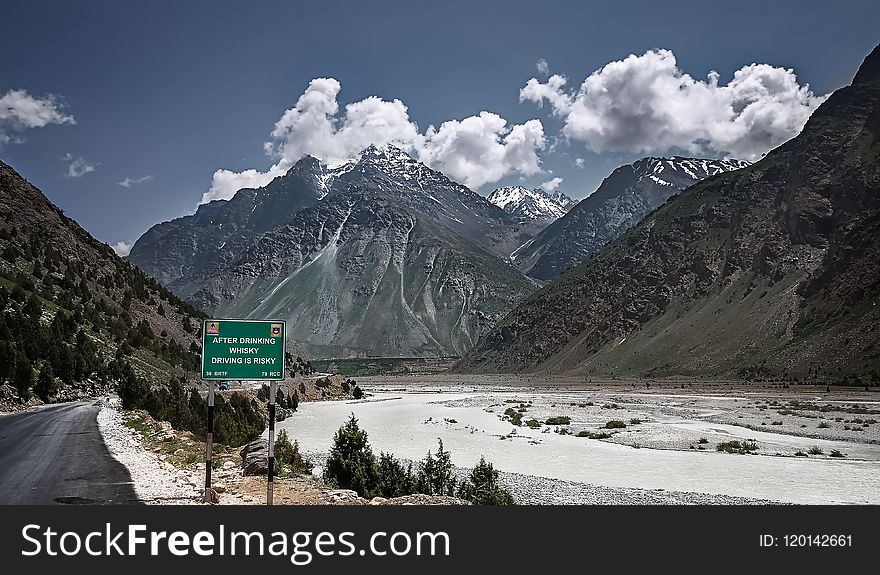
[304,452,775,505]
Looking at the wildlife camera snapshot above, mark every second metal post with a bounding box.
[267,380,276,505]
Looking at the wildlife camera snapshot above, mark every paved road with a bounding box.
[0,401,139,504]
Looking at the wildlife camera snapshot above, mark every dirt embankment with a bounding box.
[99,399,465,505]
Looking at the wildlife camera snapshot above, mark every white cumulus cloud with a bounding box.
[202,78,546,204]
[519,48,827,160]
[264,78,422,165]
[535,59,550,75]
[418,113,545,189]
[118,175,153,188]
[112,241,132,257]
[0,89,75,144]
[62,154,96,178]
[202,165,288,204]
[540,177,563,192]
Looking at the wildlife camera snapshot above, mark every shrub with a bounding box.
[818,422,830,428]
[525,419,541,429]
[629,418,643,425]
[324,414,378,496]
[829,449,845,458]
[808,446,824,455]
[698,437,709,444]
[352,385,364,400]
[212,393,266,446]
[274,430,312,476]
[716,440,759,454]
[456,457,514,505]
[545,416,571,425]
[576,431,611,439]
[604,420,627,429]
[794,450,807,457]
[503,407,522,426]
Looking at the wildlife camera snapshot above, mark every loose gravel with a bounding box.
[96,400,201,505]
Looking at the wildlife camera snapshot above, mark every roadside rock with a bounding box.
[388,494,470,505]
[323,489,361,503]
[240,439,269,476]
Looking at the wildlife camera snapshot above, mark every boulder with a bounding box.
[323,489,360,503]
[240,439,269,476]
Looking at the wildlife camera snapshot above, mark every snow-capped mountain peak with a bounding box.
[635,156,751,187]
[487,186,576,221]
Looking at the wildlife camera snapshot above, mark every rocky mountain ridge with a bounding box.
[512,156,751,280]
[457,44,880,381]
[130,145,539,357]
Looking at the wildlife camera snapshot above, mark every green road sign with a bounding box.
[201,319,286,380]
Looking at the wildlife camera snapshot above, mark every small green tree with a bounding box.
[323,414,377,497]
[34,361,60,402]
[352,385,364,399]
[275,430,313,476]
[14,349,34,400]
[456,457,514,505]
[416,439,456,496]
[0,341,15,382]
[375,452,415,498]
[117,365,152,410]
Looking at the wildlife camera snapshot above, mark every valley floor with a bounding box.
[275,375,880,505]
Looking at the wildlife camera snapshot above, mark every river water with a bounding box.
[274,392,880,504]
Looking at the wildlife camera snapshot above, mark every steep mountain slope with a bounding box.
[487,186,575,221]
[128,156,328,286]
[0,160,205,404]
[512,157,750,280]
[457,44,880,381]
[130,145,538,357]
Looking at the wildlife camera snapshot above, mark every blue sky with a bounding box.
[1,0,878,253]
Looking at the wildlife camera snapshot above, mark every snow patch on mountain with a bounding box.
[487,186,575,221]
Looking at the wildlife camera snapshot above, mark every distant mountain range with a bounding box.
[128,143,762,359]
[511,157,750,281]
[457,43,880,380]
[129,145,539,357]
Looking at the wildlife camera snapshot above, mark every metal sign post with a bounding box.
[200,319,286,505]
[204,381,215,503]
[267,380,277,506]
